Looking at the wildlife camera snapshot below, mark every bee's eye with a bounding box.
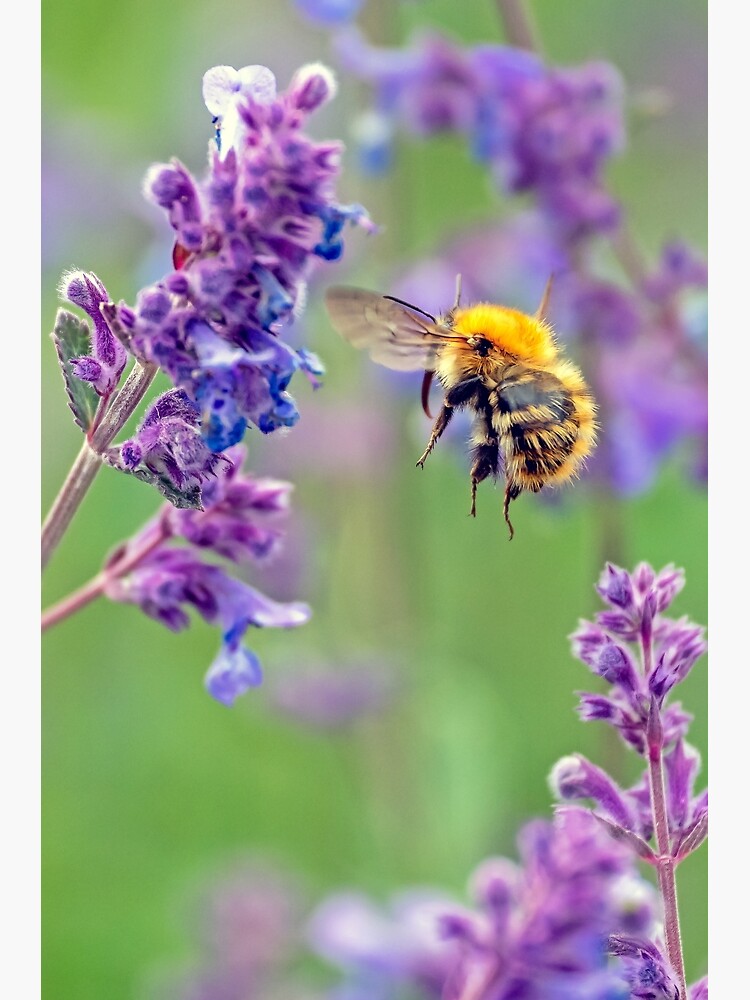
[468,336,492,356]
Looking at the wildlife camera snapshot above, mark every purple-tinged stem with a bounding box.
[642,627,687,999]
[41,360,158,570]
[456,956,502,1000]
[496,0,540,50]
[41,515,169,632]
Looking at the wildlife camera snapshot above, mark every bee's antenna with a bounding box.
[534,274,555,322]
[453,273,463,311]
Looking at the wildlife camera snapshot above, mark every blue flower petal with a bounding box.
[205,644,264,706]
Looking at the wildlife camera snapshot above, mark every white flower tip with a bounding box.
[202,65,241,116]
[57,268,84,300]
[547,754,582,796]
[290,62,338,111]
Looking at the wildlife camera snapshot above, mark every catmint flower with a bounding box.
[643,242,708,305]
[110,61,373,453]
[100,446,310,704]
[59,270,128,395]
[120,388,224,491]
[570,561,706,756]
[167,444,291,562]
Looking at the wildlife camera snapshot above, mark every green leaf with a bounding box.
[103,450,204,510]
[51,308,99,433]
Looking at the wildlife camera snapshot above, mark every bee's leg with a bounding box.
[416,405,453,468]
[468,437,499,517]
[502,481,522,541]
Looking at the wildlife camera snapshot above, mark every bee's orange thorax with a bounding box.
[451,303,558,365]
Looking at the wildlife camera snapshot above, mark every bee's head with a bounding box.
[466,335,493,357]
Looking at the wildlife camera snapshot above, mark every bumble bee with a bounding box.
[324,276,597,539]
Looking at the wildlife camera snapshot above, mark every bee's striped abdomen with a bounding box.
[491,369,582,491]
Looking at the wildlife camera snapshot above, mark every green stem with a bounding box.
[41,360,158,570]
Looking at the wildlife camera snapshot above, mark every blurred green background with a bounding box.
[42,1,707,996]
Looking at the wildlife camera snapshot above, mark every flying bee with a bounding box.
[324,276,597,539]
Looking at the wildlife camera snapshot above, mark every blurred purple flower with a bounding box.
[295,0,365,26]
[595,338,708,496]
[266,660,396,728]
[308,887,461,997]
[643,243,708,305]
[392,212,566,319]
[108,61,373,452]
[441,808,655,1000]
[157,859,313,1000]
[336,29,623,240]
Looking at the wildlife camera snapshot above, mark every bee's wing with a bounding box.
[324,286,459,372]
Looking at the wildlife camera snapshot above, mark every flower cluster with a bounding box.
[336,29,623,241]
[102,437,309,704]
[48,59,374,699]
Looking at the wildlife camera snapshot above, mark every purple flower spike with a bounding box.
[59,270,128,395]
[115,61,372,454]
[572,562,705,754]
